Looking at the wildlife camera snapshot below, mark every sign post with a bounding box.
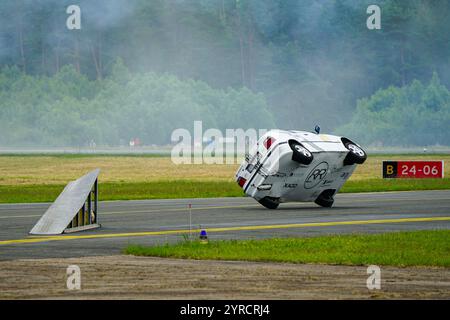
[188,203,192,241]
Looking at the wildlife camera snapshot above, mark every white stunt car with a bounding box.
[235,129,367,209]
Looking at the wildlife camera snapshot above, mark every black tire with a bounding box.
[343,142,367,166]
[314,189,335,208]
[289,140,313,165]
[258,197,280,209]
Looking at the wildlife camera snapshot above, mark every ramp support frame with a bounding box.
[66,178,99,232]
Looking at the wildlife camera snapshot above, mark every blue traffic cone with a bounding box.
[199,229,208,243]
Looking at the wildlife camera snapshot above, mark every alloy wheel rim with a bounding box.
[295,145,311,157]
[348,144,365,157]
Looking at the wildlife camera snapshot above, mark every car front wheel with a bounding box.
[289,140,313,165]
[343,142,367,165]
[314,189,335,208]
[258,197,280,209]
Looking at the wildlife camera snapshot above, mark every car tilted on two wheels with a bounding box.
[235,129,367,209]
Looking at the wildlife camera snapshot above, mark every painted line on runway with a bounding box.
[2,196,448,220]
[101,197,450,215]
[0,204,262,219]
[102,203,263,215]
[0,216,449,246]
[0,214,41,219]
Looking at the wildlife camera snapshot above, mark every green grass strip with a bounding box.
[0,178,449,203]
[341,178,450,193]
[0,181,243,203]
[0,178,450,203]
[124,230,450,267]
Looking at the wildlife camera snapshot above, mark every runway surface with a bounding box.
[0,190,449,260]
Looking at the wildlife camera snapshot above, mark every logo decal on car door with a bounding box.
[304,162,329,189]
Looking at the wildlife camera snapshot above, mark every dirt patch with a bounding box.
[0,255,449,299]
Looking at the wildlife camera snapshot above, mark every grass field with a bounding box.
[124,230,450,267]
[0,154,448,203]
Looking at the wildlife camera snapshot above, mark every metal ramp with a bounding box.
[30,169,100,235]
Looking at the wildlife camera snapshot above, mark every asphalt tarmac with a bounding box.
[0,190,449,260]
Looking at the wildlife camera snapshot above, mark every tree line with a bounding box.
[337,73,450,146]
[0,61,275,146]
[0,0,449,146]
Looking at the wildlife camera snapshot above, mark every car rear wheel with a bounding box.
[343,142,367,165]
[258,197,280,209]
[289,140,313,165]
[315,189,335,208]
